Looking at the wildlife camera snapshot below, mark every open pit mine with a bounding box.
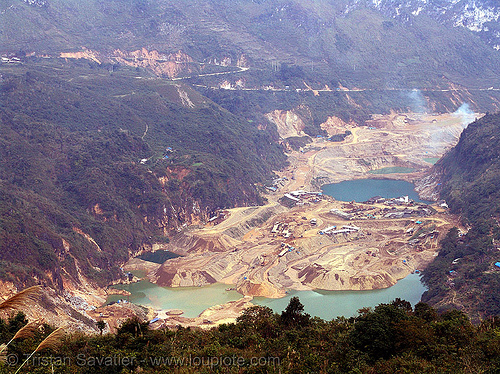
[124,111,467,306]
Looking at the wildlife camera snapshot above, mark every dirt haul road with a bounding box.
[144,112,467,299]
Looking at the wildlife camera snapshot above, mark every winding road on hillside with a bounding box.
[32,53,500,95]
[172,65,500,93]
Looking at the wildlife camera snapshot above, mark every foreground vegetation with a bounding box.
[0,298,499,373]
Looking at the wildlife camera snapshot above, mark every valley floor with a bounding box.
[103,111,469,329]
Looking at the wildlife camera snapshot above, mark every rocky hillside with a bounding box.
[421,113,500,321]
[350,0,500,50]
[0,60,285,292]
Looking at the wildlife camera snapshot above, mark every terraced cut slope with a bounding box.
[138,113,465,307]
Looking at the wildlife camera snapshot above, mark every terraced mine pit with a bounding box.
[113,111,469,327]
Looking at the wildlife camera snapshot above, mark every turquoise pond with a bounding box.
[109,178,431,318]
[424,158,440,165]
[108,282,241,318]
[109,274,426,319]
[368,167,416,174]
[255,273,426,320]
[321,178,430,204]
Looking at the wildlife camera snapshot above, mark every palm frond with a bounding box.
[0,344,6,363]
[0,286,42,311]
[34,326,66,353]
[0,319,43,355]
[14,326,66,374]
[13,319,42,340]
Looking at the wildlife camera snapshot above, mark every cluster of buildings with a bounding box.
[282,190,323,206]
[330,209,353,220]
[271,222,293,238]
[383,206,434,219]
[364,195,411,205]
[140,147,174,165]
[1,56,21,64]
[266,177,288,192]
[207,210,228,225]
[278,243,297,257]
[319,225,360,236]
[329,196,435,221]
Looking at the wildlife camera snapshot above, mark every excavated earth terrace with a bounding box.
[103,111,471,329]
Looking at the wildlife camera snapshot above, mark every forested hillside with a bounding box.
[438,113,500,222]
[422,113,500,320]
[0,60,285,289]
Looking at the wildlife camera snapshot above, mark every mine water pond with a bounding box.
[424,157,440,165]
[109,274,426,319]
[108,282,242,318]
[110,178,429,318]
[136,250,180,264]
[255,273,426,320]
[322,178,430,203]
[368,167,416,174]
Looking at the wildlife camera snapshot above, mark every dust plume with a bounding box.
[407,89,427,113]
[427,103,476,155]
[453,103,476,128]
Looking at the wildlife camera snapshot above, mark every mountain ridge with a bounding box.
[349,0,500,49]
[3,0,500,90]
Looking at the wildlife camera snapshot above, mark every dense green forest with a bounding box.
[0,60,286,289]
[0,298,499,373]
[421,113,500,321]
